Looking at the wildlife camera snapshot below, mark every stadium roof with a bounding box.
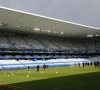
[0,6,100,38]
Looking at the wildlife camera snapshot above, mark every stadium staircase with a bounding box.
[5,35,13,45]
[22,37,29,47]
[49,40,60,49]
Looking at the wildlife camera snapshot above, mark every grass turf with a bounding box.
[0,66,100,90]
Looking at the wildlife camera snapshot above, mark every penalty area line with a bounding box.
[54,80,100,90]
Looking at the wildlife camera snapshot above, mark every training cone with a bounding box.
[41,71,43,73]
[27,74,29,77]
[12,73,14,75]
[29,71,30,73]
[56,71,58,74]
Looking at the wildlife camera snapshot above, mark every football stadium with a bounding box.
[0,6,100,90]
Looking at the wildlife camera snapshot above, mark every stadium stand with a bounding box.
[0,34,99,70]
[0,34,98,50]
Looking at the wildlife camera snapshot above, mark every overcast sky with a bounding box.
[0,0,100,28]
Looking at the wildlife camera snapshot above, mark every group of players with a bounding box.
[77,61,100,68]
[27,64,48,72]
[29,61,100,72]
[36,64,48,72]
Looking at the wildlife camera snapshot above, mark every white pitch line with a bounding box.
[54,80,100,90]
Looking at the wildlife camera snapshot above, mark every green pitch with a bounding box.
[0,66,100,90]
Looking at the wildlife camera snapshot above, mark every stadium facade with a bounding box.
[0,6,100,69]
